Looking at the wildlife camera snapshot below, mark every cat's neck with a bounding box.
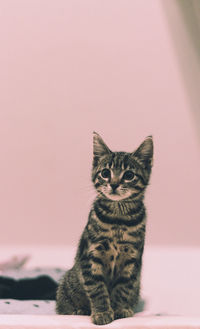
[94,195,143,216]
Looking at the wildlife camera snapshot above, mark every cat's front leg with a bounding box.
[80,257,114,325]
[110,271,140,320]
[111,277,137,320]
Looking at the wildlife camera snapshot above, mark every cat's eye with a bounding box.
[101,168,111,179]
[123,170,135,181]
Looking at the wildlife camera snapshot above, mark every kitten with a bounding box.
[56,132,153,325]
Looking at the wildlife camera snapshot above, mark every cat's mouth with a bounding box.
[104,190,126,201]
[100,187,130,201]
[102,188,133,201]
[107,194,122,201]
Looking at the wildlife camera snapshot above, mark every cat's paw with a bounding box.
[114,308,134,320]
[91,310,114,325]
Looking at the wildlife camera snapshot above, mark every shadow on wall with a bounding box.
[161,0,200,139]
[177,0,200,57]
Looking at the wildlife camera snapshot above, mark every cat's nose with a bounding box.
[110,184,119,192]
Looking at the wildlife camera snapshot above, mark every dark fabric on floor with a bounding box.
[0,275,58,300]
[0,267,66,301]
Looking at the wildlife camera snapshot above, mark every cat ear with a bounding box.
[132,136,153,168]
[93,132,111,157]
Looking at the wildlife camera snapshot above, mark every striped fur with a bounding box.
[56,132,153,325]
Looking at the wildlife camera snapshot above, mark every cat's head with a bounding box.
[92,132,153,201]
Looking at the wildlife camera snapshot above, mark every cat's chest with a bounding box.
[88,224,139,281]
[101,227,137,275]
[109,226,137,261]
[110,225,127,242]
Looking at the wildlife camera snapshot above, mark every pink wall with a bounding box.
[0,0,200,246]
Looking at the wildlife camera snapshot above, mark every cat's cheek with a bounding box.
[100,187,109,198]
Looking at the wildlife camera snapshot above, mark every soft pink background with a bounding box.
[0,0,200,246]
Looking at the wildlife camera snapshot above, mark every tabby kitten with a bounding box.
[56,132,153,325]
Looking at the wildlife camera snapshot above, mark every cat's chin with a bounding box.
[103,193,131,202]
[107,195,123,201]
